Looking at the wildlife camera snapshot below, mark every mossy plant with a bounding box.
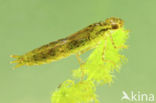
[52,28,129,103]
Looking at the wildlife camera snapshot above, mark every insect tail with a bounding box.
[10,55,24,69]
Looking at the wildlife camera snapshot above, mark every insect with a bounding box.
[10,17,124,68]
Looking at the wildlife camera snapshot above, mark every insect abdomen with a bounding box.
[11,35,92,68]
[10,18,115,68]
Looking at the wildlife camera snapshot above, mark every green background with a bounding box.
[0,0,155,103]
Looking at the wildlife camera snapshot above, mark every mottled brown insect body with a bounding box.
[11,17,124,68]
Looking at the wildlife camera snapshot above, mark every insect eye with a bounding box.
[112,24,119,29]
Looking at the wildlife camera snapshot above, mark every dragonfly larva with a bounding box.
[10,17,124,68]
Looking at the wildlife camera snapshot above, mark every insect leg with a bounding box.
[102,34,116,66]
[108,31,128,49]
[75,46,93,64]
[108,31,117,49]
[75,53,84,64]
[75,53,86,81]
[102,38,107,61]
